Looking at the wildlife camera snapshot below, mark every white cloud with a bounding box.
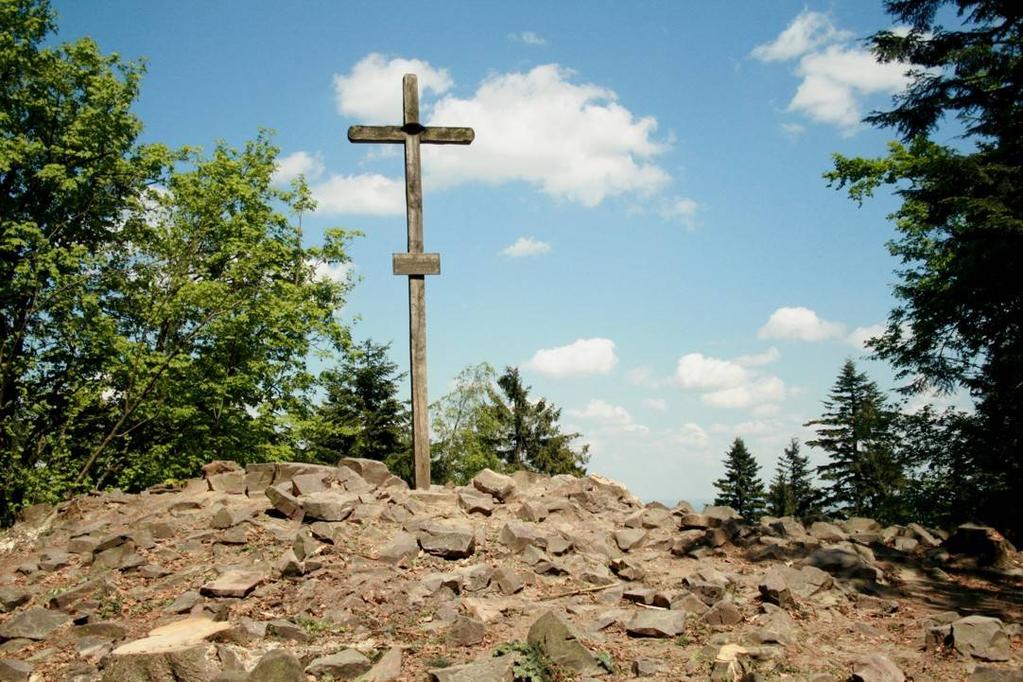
[702,376,787,409]
[754,11,912,133]
[757,306,845,342]
[626,366,663,389]
[751,403,783,417]
[669,423,709,448]
[310,173,404,216]
[675,353,749,391]
[643,398,667,412]
[525,337,618,378]
[570,399,648,434]
[847,323,885,349]
[790,45,911,130]
[509,31,547,46]
[273,151,325,186]
[751,10,852,62]
[781,122,806,137]
[500,236,552,258]
[658,196,699,229]
[425,64,670,206]
[310,259,354,284]
[333,53,453,123]
[735,347,780,367]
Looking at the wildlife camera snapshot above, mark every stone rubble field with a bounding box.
[0,458,1021,681]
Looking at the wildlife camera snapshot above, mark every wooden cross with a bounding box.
[348,73,474,490]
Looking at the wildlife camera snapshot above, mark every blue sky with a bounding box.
[54,1,962,505]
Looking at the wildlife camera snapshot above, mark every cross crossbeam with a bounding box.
[347,74,474,490]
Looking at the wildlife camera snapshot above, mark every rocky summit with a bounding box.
[0,460,1021,681]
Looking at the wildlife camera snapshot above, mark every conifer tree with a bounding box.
[484,367,588,476]
[781,439,820,520]
[805,361,903,522]
[713,437,766,520]
[767,466,794,518]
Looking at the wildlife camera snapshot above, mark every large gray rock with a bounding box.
[377,531,420,563]
[801,545,882,583]
[0,607,69,641]
[199,570,262,598]
[362,648,402,682]
[758,567,795,608]
[339,457,391,486]
[527,610,603,675]
[305,649,372,678]
[850,653,905,682]
[499,521,543,552]
[446,615,485,646]
[0,659,31,681]
[101,644,211,682]
[265,484,303,520]
[625,609,687,638]
[951,615,1011,661]
[301,490,358,522]
[417,522,476,559]
[471,468,516,501]
[944,524,1015,568]
[249,649,305,682]
[0,588,30,614]
[429,655,514,682]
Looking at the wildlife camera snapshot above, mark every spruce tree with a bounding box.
[805,361,903,522]
[766,466,794,518]
[484,367,588,476]
[713,438,766,521]
[781,439,820,520]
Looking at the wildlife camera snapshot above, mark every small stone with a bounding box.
[266,619,311,642]
[632,657,668,676]
[0,608,69,641]
[378,531,420,563]
[457,490,495,516]
[625,609,686,638]
[74,622,127,640]
[362,647,402,682]
[472,468,516,501]
[613,528,646,552]
[290,472,328,496]
[492,566,524,594]
[165,591,202,614]
[0,588,30,614]
[200,570,262,598]
[429,655,514,682]
[447,615,485,646]
[850,653,905,682]
[249,649,305,682]
[499,521,542,552]
[306,648,372,678]
[210,507,250,529]
[703,600,742,626]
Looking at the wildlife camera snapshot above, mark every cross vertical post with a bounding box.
[347,74,474,489]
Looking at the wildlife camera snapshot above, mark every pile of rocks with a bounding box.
[0,458,1020,681]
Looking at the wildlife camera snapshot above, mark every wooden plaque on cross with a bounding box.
[348,73,474,490]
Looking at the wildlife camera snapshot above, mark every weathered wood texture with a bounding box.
[346,72,474,490]
[393,253,440,276]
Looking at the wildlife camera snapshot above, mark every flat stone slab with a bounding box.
[0,607,70,641]
[417,523,476,559]
[472,468,516,501]
[305,648,372,678]
[110,616,232,656]
[626,609,687,638]
[199,570,263,598]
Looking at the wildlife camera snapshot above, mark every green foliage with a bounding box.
[0,0,356,522]
[304,339,409,472]
[713,437,766,520]
[805,361,905,523]
[484,367,589,476]
[493,641,559,682]
[767,439,822,520]
[826,0,1023,536]
[430,362,504,484]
